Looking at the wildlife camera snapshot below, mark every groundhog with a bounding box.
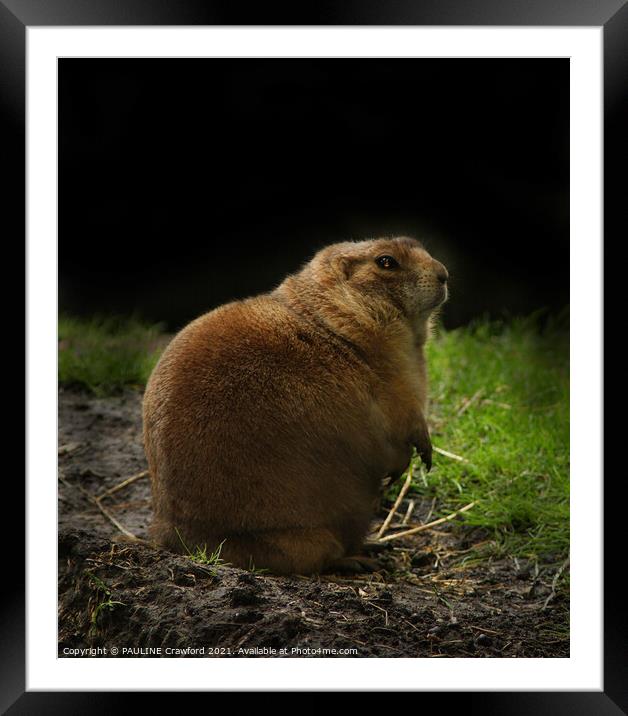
[143,236,448,574]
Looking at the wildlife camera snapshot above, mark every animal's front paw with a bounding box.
[362,540,392,555]
[411,416,432,472]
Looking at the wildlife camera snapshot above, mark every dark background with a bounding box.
[59,58,569,330]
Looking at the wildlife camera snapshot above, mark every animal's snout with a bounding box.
[432,260,449,284]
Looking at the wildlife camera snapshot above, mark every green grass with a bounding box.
[174,528,228,573]
[388,312,569,564]
[86,572,125,634]
[58,315,165,395]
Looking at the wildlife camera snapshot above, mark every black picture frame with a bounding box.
[6,0,618,710]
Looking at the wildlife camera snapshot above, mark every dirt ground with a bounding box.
[58,388,569,658]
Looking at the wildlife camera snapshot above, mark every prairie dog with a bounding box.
[143,237,448,574]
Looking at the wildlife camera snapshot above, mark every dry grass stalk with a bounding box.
[482,398,512,409]
[401,499,416,526]
[542,557,570,610]
[97,469,149,501]
[60,474,143,542]
[433,446,469,463]
[92,498,143,542]
[377,501,477,543]
[456,389,484,416]
[376,472,413,539]
[424,496,437,524]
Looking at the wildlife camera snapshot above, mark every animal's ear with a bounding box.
[335,255,358,280]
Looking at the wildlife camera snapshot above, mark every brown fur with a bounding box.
[143,237,448,574]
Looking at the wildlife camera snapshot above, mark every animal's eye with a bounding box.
[375,255,399,270]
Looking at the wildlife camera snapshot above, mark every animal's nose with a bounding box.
[433,260,449,284]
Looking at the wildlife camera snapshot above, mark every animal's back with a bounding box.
[143,294,385,562]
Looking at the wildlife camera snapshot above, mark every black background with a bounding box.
[59,58,569,330]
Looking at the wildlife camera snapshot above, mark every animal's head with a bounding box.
[310,236,448,330]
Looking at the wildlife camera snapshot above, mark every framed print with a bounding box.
[4,0,619,710]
